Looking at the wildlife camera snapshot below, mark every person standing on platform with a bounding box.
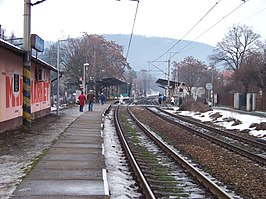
[171,96,175,106]
[179,97,183,107]
[87,90,96,111]
[158,93,162,105]
[100,93,106,105]
[78,91,86,112]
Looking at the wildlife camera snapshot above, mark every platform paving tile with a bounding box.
[10,196,108,199]
[58,137,102,142]
[42,153,104,161]
[48,147,102,154]
[59,134,103,139]
[68,125,102,130]
[53,143,102,148]
[73,118,102,122]
[26,169,102,180]
[33,160,105,170]
[55,138,102,144]
[56,136,101,140]
[64,129,102,134]
[12,180,105,196]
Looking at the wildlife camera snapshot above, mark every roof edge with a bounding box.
[0,39,57,72]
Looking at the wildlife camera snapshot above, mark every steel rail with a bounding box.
[158,107,266,150]
[114,105,156,199]
[127,106,233,199]
[147,107,266,165]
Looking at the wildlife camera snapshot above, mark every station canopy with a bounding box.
[156,78,185,89]
[96,77,127,89]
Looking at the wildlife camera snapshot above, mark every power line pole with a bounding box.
[263,48,266,65]
[22,0,32,129]
[56,41,60,116]
[167,59,170,98]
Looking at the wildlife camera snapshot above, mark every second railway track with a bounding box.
[114,105,240,198]
[113,102,266,199]
[147,106,266,166]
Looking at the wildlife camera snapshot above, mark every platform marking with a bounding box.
[102,169,109,196]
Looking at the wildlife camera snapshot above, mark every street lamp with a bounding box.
[56,39,67,116]
[167,59,171,98]
[83,63,90,94]
[127,83,130,96]
[207,66,214,106]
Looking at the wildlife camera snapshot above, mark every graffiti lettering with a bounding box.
[5,76,21,108]
[5,75,49,108]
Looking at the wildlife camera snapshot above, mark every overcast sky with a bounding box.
[0,0,265,47]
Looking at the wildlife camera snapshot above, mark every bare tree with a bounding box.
[173,56,208,95]
[246,50,266,94]
[43,34,128,95]
[79,33,127,81]
[0,26,6,39]
[209,25,261,71]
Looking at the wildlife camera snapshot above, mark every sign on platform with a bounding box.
[206,83,213,90]
[31,34,44,52]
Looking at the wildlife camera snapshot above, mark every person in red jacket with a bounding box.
[78,91,86,112]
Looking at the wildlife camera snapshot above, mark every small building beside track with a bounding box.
[0,39,57,133]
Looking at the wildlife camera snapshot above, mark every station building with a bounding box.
[0,39,57,133]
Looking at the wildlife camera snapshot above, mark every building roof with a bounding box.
[0,39,57,72]
[0,38,24,54]
[156,78,185,89]
[96,77,127,89]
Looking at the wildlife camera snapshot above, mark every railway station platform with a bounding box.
[10,103,111,199]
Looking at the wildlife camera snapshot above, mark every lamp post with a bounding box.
[56,39,67,116]
[127,83,130,97]
[83,63,90,94]
[207,66,214,106]
[167,59,171,98]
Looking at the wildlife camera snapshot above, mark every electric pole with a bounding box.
[22,0,32,129]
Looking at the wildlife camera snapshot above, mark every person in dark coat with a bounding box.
[87,90,95,111]
[179,97,183,107]
[100,93,106,105]
[158,93,162,105]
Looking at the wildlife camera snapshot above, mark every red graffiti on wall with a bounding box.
[5,76,22,108]
[32,81,49,103]
[5,75,49,108]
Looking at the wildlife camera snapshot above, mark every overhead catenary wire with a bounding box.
[148,61,168,76]
[126,0,140,60]
[238,7,266,24]
[152,0,223,62]
[174,0,250,59]
[193,0,249,44]
[148,61,168,79]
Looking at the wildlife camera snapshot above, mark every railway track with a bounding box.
[114,105,237,198]
[147,106,266,166]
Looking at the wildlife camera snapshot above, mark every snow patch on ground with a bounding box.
[168,108,266,140]
[103,113,141,198]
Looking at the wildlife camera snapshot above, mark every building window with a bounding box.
[14,74,19,92]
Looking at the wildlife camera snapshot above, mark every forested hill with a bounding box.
[104,34,215,72]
